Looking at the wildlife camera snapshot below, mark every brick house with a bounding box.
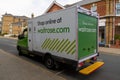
[0,21,2,34]
[44,1,65,13]
[45,0,120,46]
[1,13,29,36]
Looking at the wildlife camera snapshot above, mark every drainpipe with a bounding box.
[112,0,116,45]
[108,0,110,47]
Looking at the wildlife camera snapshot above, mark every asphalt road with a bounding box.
[0,37,120,80]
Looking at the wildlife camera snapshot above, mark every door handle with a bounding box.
[29,39,31,42]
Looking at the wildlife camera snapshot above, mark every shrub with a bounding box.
[0,33,8,36]
[115,34,120,40]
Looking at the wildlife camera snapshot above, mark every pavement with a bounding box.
[0,49,65,80]
[99,47,120,55]
[0,36,17,40]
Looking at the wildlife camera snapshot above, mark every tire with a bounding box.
[44,55,55,69]
[18,47,22,56]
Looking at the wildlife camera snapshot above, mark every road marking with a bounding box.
[51,70,66,80]
[55,70,64,75]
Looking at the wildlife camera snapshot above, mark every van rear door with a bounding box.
[78,12,98,61]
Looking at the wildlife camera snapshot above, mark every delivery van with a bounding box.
[17,6,104,75]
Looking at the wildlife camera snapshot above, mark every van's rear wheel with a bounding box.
[44,55,54,69]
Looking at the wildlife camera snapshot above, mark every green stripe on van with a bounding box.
[56,39,65,51]
[55,39,64,51]
[47,39,55,50]
[52,40,60,51]
[41,38,76,55]
[42,38,50,49]
[58,39,69,52]
[44,39,51,49]
[51,39,59,51]
[49,39,58,50]
[65,40,76,52]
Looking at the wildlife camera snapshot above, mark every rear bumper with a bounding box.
[78,53,98,63]
[79,61,104,75]
[76,53,98,71]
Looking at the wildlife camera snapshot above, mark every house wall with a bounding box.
[1,14,28,35]
[81,0,120,45]
[82,1,106,16]
[12,26,22,35]
[2,15,14,34]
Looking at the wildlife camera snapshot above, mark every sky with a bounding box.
[0,0,81,19]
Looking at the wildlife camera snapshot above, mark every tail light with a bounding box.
[78,62,84,67]
[93,56,97,61]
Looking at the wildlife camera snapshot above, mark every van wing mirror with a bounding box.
[18,34,24,39]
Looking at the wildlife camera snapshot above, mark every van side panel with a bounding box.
[31,7,77,61]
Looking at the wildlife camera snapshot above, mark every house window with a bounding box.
[116,3,120,15]
[91,4,97,12]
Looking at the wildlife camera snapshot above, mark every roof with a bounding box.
[43,0,101,14]
[44,0,65,13]
[2,13,13,16]
[64,0,101,8]
[14,16,29,20]
[2,13,29,19]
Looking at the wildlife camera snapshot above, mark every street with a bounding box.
[0,37,120,80]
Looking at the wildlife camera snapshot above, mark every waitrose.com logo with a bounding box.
[38,27,70,33]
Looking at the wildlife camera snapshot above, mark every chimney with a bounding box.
[31,13,34,18]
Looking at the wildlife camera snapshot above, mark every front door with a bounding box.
[28,21,33,51]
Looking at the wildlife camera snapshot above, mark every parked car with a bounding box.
[99,41,105,47]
